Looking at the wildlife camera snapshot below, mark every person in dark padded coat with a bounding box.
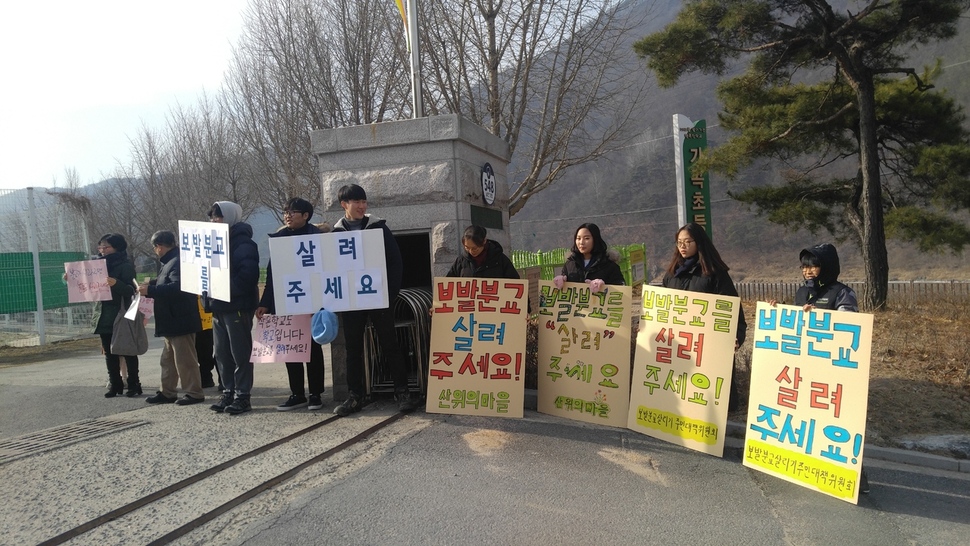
[91,233,142,398]
[446,225,519,279]
[793,243,859,312]
[774,242,868,494]
[139,230,204,405]
[205,201,260,415]
[256,197,328,412]
[661,222,746,412]
[554,222,625,292]
[661,222,747,346]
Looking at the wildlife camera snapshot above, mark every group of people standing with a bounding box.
[91,184,419,417]
[90,189,856,431]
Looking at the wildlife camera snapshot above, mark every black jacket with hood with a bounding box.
[258,222,323,313]
[794,244,858,312]
[204,201,260,313]
[447,239,520,279]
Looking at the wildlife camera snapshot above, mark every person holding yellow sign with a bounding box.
[553,222,625,291]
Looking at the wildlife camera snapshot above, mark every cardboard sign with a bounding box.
[743,302,873,504]
[627,285,740,457]
[250,314,312,363]
[427,277,529,418]
[536,280,632,428]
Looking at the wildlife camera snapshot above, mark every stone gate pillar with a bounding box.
[310,114,511,399]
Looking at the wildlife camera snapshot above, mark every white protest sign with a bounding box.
[269,230,388,313]
[178,220,231,302]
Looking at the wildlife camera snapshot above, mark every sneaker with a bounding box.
[210,392,234,413]
[396,390,422,412]
[175,395,205,406]
[225,397,252,415]
[277,394,308,411]
[146,392,177,404]
[307,394,324,411]
[333,394,362,416]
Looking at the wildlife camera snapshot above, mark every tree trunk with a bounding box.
[853,75,890,311]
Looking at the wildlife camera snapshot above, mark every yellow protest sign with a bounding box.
[427,277,529,418]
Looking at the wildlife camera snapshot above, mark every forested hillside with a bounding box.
[508,1,970,283]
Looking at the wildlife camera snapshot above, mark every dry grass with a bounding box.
[729,296,970,452]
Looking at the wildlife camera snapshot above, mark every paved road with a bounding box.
[1,343,968,545]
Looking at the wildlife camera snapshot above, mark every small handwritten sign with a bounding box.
[250,314,312,363]
[64,260,112,302]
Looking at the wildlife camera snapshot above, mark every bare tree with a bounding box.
[222,0,411,219]
[419,0,651,215]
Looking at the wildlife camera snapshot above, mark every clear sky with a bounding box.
[0,0,250,191]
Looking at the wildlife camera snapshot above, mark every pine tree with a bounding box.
[634,0,970,310]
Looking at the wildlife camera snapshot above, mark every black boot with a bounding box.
[105,358,125,398]
[125,359,143,397]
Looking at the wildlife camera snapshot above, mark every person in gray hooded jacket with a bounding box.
[204,201,260,415]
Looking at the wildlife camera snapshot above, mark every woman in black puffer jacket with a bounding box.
[554,223,625,292]
[91,233,141,398]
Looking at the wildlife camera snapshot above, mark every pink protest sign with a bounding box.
[64,260,112,303]
[250,314,312,363]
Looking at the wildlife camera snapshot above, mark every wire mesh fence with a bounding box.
[0,188,97,347]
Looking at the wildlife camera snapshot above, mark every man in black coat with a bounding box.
[256,197,327,412]
[331,184,419,415]
[139,230,204,405]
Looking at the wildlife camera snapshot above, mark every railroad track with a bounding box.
[32,406,413,546]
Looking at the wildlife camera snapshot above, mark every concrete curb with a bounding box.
[522,389,968,473]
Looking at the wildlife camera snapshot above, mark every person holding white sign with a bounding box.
[662,223,747,410]
[139,231,205,405]
[91,233,142,398]
[553,222,625,291]
[256,198,328,412]
[205,201,260,415]
[331,184,420,415]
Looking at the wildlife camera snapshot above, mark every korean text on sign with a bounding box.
[743,302,873,504]
[536,280,633,428]
[250,314,313,363]
[178,220,231,302]
[427,278,529,418]
[627,285,740,457]
[268,231,388,314]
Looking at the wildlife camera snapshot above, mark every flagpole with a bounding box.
[406,0,423,118]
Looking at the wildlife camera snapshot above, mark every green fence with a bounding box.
[512,243,647,285]
[0,252,86,314]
